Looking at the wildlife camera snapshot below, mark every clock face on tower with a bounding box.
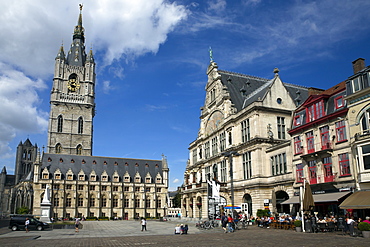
[68,78,80,92]
[205,111,224,135]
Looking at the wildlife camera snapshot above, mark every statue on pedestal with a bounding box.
[40,184,52,223]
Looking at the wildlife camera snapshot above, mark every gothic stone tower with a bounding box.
[47,5,95,156]
[15,139,38,184]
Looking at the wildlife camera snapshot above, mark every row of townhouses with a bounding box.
[181,58,370,220]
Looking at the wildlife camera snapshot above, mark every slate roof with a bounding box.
[218,70,309,112]
[40,153,164,182]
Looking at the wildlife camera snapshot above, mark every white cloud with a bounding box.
[145,104,169,111]
[0,0,188,159]
[242,0,261,6]
[0,63,48,158]
[207,0,226,13]
[172,178,180,184]
[102,80,113,94]
[90,0,188,66]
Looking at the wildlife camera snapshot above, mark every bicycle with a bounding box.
[234,219,248,230]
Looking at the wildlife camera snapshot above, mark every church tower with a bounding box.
[47,5,95,156]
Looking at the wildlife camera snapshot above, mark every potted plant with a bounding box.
[358,222,370,238]
[294,220,302,232]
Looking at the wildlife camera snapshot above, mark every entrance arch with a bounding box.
[276,191,290,214]
[242,194,252,217]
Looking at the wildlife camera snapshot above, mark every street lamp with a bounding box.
[222,151,240,219]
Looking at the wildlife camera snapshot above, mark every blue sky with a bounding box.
[1,0,370,190]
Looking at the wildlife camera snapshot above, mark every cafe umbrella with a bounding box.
[300,180,315,232]
[224,205,241,209]
[303,181,315,212]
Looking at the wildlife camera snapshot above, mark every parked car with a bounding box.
[9,215,49,231]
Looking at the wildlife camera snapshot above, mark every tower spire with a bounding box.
[73,4,85,43]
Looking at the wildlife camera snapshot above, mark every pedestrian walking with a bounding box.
[25,218,30,233]
[221,213,228,233]
[141,217,147,231]
[75,218,80,232]
[227,214,234,233]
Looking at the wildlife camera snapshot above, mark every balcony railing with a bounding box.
[354,131,370,141]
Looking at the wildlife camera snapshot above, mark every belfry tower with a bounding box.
[47,5,95,156]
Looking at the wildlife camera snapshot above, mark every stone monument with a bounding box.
[39,184,52,223]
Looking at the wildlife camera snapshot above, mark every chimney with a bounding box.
[352,58,365,74]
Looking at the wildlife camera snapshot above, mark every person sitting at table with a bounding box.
[263,217,271,228]
[363,216,370,224]
[279,216,284,222]
[318,218,326,223]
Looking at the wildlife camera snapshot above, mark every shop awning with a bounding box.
[281,191,351,205]
[281,197,299,205]
[339,191,370,209]
[313,191,351,203]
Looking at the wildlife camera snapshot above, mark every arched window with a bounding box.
[76,144,82,155]
[57,115,63,132]
[360,109,370,133]
[55,143,62,154]
[78,117,83,134]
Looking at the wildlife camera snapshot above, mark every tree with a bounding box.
[173,191,181,208]
[16,206,30,214]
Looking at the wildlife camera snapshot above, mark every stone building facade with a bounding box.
[181,61,310,219]
[32,154,168,220]
[346,58,370,191]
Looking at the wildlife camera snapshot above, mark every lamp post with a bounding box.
[222,151,240,219]
[300,177,306,232]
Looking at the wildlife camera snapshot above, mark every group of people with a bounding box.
[221,213,236,233]
[174,224,188,234]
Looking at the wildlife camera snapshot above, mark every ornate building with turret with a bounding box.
[181,60,311,219]
[0,6,169,219]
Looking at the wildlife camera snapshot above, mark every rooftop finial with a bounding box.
[79,3,83,12]
[209,46,213,62]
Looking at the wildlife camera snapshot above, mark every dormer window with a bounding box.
[156,177,162,183]
[307,100,324,122]
[135,177,140,183]
[352,76,364,92]
[113,176,119,182]
[124,176,130,182]
[90,175,96,181]
[67,174,73,180]
[79,175,85,181]
[145,177,151,183]
[335,96,344,109]
[55,174,61,180]
[42,173,49,179]
[102,175,108,181]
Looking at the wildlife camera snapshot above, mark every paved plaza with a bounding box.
[0,220,369,246]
